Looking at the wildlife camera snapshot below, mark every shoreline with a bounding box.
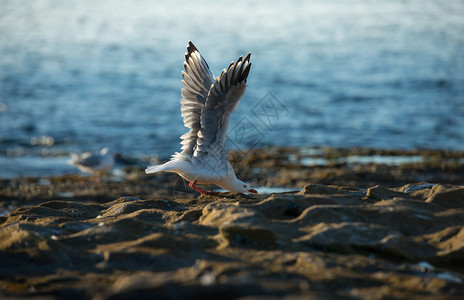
[2,145,464,179]
[1,146,463,215]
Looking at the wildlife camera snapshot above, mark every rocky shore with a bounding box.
[1,147,464,299]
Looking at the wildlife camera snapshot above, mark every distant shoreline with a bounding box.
[1,146,463,180]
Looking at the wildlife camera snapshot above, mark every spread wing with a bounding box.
[179,41,215,155]
[193,53,251,161]
[70,152,101,168]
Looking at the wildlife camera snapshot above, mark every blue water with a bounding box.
[1,0,464,178]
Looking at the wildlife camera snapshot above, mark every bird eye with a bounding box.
[243,185,246,188]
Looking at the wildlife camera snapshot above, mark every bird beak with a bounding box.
[248,189,258,194]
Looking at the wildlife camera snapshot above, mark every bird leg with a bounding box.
[189,180,219,195]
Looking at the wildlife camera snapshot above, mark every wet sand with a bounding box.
[1,147,464,299]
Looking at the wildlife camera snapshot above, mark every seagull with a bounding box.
[145,41,258,195]
[69,147,117,182]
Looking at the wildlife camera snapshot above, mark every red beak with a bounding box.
[248,189,258,194]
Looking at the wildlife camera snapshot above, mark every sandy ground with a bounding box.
[1,147,464,299]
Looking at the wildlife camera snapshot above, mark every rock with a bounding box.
[199,203,267,226]
[295,222,436,258]
[300,183,361,195]
[250,194,363,220]
[1,178,464,299]
[426,185,464,208]
[219,224,276,248]
[425,226,464,265]
[366,185,408,200]
[400,182,436,195]
[0,225,44,251]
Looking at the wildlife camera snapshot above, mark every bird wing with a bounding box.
[74,153,103,168]
[192,53,251,162]
[179,41,215,155]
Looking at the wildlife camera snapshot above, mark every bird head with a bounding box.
[235,180,258,194]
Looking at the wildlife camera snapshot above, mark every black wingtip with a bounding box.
[185,41,198,62]
[244,53,251,63]
[239,62,252,82]
[188,41,197,51]
[227,61,234,72]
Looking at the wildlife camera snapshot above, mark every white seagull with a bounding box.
[145,41,258,195]
[69,147,117,181]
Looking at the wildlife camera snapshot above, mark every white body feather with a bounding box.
[145,42,256,194]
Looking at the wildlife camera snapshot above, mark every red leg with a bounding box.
[189,180,219,195]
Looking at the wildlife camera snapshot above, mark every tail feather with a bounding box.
[145,164,173,174]
[68,153,81,166]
